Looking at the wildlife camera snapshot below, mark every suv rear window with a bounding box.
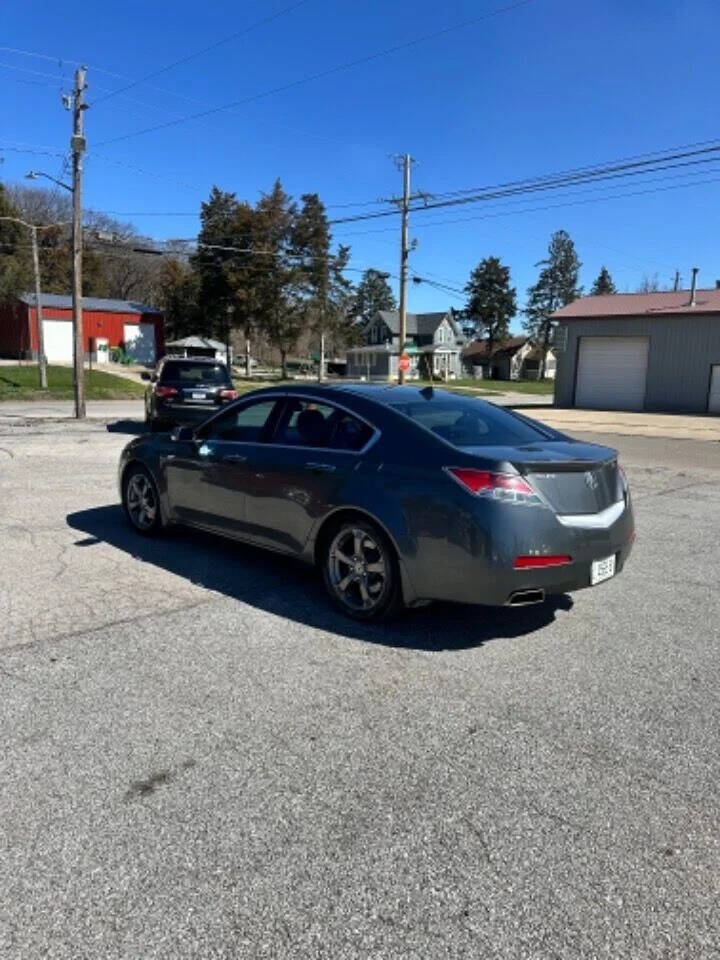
[386,393,550,447]
[160,361,231,385]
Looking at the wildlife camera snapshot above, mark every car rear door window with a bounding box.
[200,399,279,443]
[272,399,374,451]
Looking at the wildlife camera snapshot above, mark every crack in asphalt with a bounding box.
[0,597,219,657]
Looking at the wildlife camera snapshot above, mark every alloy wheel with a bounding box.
[328,525,389,613]
[125,472,158,531]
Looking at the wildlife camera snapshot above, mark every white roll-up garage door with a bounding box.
[708,366,720,414]
[42,319,73,363]
[123,323,156,364]
[575,336,649,410]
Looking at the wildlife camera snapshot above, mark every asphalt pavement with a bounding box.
[1,419,719,959]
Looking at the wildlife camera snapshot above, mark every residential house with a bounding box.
[462,336,556,380]
[345,309,465,380]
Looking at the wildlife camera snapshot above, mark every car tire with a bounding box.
[122,464,163,537]
[321,518,401,621]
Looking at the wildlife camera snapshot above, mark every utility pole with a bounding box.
[397,154,412,385]
[1,214,49,387]
[318,331,325,383]
[225,303,233,369]
[673,270,680,292]
[71,67,87,420]
[30,226,48,389]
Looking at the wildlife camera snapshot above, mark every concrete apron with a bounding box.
[532,408,720,442]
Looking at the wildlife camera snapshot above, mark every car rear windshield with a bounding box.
[160,361,231,385]
[386,393,550,447]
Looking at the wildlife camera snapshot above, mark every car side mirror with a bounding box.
[171,425,196,442]
[140,371,151,381]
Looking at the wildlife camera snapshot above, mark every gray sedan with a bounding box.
[118,384,635,620]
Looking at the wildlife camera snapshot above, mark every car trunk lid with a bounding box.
[458,440,621,515]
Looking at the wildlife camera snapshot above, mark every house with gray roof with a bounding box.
[345,309,465,380]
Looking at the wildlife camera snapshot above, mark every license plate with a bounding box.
[191,391,206,400]
[591,554,616,585]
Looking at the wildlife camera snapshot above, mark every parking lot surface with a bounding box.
[1,419,719,959]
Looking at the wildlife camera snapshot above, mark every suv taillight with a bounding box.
[445,467,541,504]
[155,385,178,398]
[219,389,239,400]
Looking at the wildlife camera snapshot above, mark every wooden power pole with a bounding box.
[71,67,87,419]
[397,154,412,385]
[30,226,48,389]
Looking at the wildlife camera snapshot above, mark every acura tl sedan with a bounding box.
[119,384,635,620]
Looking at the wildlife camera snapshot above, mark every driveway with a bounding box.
[1,421,719,958]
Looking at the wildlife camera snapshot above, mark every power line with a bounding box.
[91,0,313,107]
[0,141,67,159]
[327,143,720,224]
[420,135,720,203]
[94,0,538,147]
[335,172,720,237]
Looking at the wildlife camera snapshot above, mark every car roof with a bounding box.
[236,382,497,414]
[160,356,225,364]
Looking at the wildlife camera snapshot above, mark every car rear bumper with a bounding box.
[152,403,223,425]
[407,496,635,607]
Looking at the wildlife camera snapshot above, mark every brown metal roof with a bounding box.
[552,289,720,320]
[462,336,527,360]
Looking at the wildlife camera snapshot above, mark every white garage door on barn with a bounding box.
[42,319,73,363]
[575,336,649,410]
[708,366,720,414]
[123,323,156,364]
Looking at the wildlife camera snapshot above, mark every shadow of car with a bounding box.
[66,504,573,652]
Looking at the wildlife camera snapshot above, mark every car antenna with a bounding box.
[419,386,434,399]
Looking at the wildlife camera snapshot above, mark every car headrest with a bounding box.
[296,408,328,445]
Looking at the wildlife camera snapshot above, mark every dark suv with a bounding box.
[143,357,238,431]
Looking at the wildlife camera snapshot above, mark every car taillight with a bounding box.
[445,467,541,504]
[219,389,239,400]
[514,554,572,569]
[155,385,178,398]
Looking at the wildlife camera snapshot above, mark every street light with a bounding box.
[25,170,72,193]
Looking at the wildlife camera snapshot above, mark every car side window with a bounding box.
[200,400,279,443]
[330,412,374,451]
[273,400,336,447]
[272,399,374,451]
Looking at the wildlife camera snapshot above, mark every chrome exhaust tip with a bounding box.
[507,588,546,607]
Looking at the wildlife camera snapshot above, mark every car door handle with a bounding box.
[306,462,336,473]
[221,453,248,464]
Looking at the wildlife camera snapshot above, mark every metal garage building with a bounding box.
[0,293,164,365]
[552,288,720,413]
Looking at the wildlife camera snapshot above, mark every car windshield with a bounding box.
[160,361,231,385]
[386,392,550,447]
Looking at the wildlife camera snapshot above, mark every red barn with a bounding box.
[0,293,164,365]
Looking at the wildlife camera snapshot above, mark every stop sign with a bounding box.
[398,353,410,373]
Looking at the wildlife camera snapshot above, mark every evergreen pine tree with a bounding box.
[590,265,616,296]
[464,256,516,356]
[352,268,396,321]
[254,180,299,378]
[524,230,582,378]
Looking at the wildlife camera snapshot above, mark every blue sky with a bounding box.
[3,0,719,329]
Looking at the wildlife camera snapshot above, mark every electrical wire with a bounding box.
[334,172,720,237]
[91,0,313,107]
[94,0,538,147]
[327,145,720,224]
